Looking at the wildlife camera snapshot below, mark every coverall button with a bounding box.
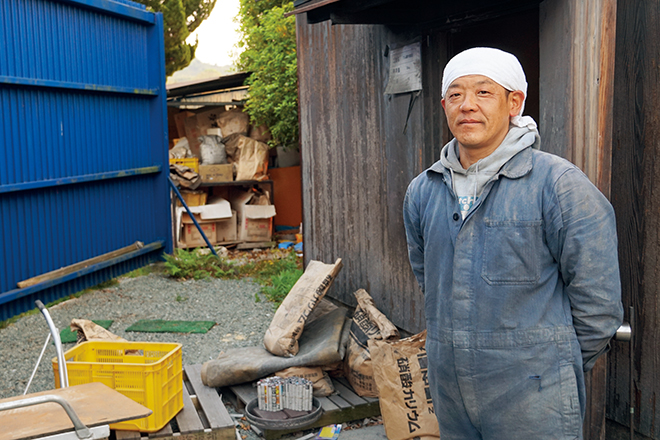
[453,213,460,221]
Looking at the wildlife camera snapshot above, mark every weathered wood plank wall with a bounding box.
[539,1,618,437]
[296,14,446,332]
[540,0,616,196]
[608,0,660,438]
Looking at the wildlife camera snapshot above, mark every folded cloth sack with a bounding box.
[201,307,349,388]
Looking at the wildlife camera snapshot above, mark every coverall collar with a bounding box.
[428,144,534,183]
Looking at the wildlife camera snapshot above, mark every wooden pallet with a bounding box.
[115,364,236,440]
[226,377,381,440]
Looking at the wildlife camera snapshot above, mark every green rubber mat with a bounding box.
[59,320,114,344]
[125,320,216,334]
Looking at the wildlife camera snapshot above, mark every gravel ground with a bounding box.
[0,266,277,401]
[0,256,383,439]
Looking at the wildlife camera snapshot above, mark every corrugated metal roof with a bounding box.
[166,72,250,97]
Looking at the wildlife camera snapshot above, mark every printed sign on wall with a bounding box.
[385,42,422,95]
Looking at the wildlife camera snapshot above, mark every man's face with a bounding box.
[441,75,523,160]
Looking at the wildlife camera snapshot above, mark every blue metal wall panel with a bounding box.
[0,0,170,320]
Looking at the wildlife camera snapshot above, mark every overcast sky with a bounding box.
[186,0,241,67]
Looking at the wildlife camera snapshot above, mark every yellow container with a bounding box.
[179,190,207,207]
[169,157,199,173]
[53,341,183,432]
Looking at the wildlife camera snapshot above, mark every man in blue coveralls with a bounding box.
[403,47,623,439]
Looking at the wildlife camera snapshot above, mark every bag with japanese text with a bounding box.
[369,330,440,440]
[264,259,343,357]
[343,289,400,397]
[273,366,335,397]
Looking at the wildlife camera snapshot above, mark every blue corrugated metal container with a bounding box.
[0,0,171,320]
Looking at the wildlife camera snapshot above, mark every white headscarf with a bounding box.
[441,47,536,129]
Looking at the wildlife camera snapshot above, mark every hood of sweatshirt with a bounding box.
[439,125,540,219]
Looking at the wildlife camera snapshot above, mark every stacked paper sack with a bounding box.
[257,376,314,412]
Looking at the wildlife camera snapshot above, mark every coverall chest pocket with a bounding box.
[482,220,543,284]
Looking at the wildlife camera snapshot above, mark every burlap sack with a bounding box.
[70,319,126,344]
[264,259,343,357]
[344,289,399,397]
[273,366,335,397]
[369,330,440,440]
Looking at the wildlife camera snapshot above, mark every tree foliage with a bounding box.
[135,0,217,76]
[236,1,298,149]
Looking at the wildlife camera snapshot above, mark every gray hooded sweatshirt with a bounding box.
[440,125,541,219]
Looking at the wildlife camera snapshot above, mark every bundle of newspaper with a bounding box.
[257,376,314,412]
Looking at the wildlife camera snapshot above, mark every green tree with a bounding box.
[236,1,298,149]
[136,0,217,76]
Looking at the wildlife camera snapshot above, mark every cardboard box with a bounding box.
[199,164,233,183]
[241,212,273,242]
[229,191,276,242]
[181,219,217,248]
[176,198,237,247]
[216,211,237,243]
[181,211,237,246]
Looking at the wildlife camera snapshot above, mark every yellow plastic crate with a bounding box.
[169,157,199,173]
[52,341,183,432]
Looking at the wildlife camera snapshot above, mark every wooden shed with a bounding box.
[292,0,658,438]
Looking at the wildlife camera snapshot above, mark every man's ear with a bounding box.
[508,91,525,117]
[441,98,446,111]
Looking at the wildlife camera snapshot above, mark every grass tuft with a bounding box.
[163,248,303,306]
[260,268,303,305]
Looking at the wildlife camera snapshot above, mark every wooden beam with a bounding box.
[288,0,341,16]
[17,242,144,289]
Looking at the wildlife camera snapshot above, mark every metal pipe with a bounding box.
[35,300,68,388]
[0,394,92,439]
[168,177,219,257]
[24,332,51,395]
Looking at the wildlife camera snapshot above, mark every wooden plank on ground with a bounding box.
[318,396,339,412]
[176,384,205,434]
[151,422,174,438]
[115,430,141,440]
[326,394,351,409]
[184,364,235,439]
[332,380,369,406]
[113,367,237,440]
[229,383,257,411]
[335,377,379,403]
